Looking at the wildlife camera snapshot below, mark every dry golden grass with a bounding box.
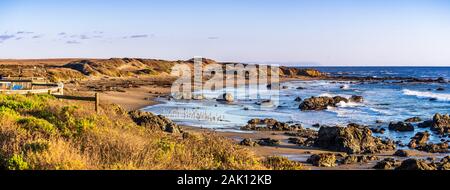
[0,94,303,170]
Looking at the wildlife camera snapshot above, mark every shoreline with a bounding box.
[92,76,447,170]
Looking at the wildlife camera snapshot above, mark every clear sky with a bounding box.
[1,0,450,66]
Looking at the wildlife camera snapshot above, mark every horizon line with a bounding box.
[0,57,449,67]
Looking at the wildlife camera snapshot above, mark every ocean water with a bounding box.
[144,67,450,144]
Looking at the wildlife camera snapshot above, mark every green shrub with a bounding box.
[24,140,50,153]
[17,117,56,136]
[0,107,20,119]
[7,154,30,170]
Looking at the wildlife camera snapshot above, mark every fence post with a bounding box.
[95,93,99,114]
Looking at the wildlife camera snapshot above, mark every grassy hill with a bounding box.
[0,94,302,170]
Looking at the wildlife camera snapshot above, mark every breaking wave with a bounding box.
[402,89,450,102]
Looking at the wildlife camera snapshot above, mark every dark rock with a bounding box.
[294,97,303,102]
[405,117,422,123]
[341,155,359,165]
[415,143,449,153]
[349,95,364,103]
[437,77,447,83]
[388,122,414,132]
[393,150,410,157]
[373,158,399,170]
[431,114,450,135]
[217,93,234,103]
[255,100,275,107]
[418,120,433,128]
[257,138,280,146]
[418,114,450,135]
[128,110,182,133]
[341,155,379,165]
[370,128,386,134]
[240,138,259,147]
[296,69,325,78]
[307,154,337,167]
[429,98,438,101]
[375,120,384,124]
[436,87,445,91]
[395,159,437,170]
[241,118,303,131]
[287,137,316,147]
[408,131,430,148]
[315,124,396,154]
[438,155,450,170]
[284,127,318,139]
[299,96,351,111]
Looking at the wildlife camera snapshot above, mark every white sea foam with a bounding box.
[340,84,351,90]
[318,93,352,99]
[402,89,450,101]
[336,101,362,108]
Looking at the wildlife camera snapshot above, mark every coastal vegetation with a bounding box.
[0,93,302,170]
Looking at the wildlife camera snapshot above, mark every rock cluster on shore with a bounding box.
[307,153,379,167]
[314,123,396,154]
[128,110,182,133]
[241,118,303,131]
[373,156,450,170]
[240,138,280,147]
[373,158,400,170]
[418,113,450,135]
[307,153,337,167]
[299,95,364,111]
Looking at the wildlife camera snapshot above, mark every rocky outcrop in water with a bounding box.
[408,132,430,148]
[299,95,363,111]
[405,117,422,123]
[349,95,364,103]
[388,122,415,132]
[294,97,303,102]
[280,67,325,78]
[128,110,182,133]
[418,113,450,135]
[370,127,386,134]
[217,93,234,103]
[241,118,303,131]
[314,124,396,154]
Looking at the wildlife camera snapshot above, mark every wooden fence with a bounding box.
[0,80,100,113]
[53,93,100,113]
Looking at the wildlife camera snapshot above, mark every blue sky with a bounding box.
[0,0,450,66]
